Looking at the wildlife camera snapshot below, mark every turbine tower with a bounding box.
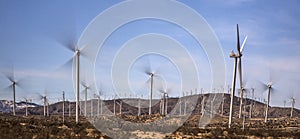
[12,81,16,116]
[58,34,90,123]
[149,72,154,115]
[75,48,80,123]
[138,97,141,116]
[2,67,26,116]
[249,88,255,118]
[81,81,92,117]
[40,95,48,117]
[159,89,169,115]
[290,97,295,118]
[62,91,65,124]
[228,24,247,128]
[259,80,275,123]
[24,97,31,117]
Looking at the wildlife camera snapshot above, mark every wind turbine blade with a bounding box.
[244,88,250,94]
[80,80,87,88]
[30,93,41,101]
[270,87,278,95]
[236,24,241,54]
[80,44,94,61]
[145,78,151,86]
[238,57,243,88]
[257,80,268,92]
[38,93,44,100]
[269,68,280,86]
[143,55,152,75]
[55,57,74,72]
[15,73,34,91]
[67,39,77,52]
[2,65,15,83]
[240,36,248,53]
[2,85,12,94]
[57,35,77,53]
[4,73,14,83]
[131,78,150,97]
[133,54,153,76]
[158,89,165,94]
[153,62,164,76]
[54,24,78,53]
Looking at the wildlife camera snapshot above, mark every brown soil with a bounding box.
[0,113,299,138]
[1,93,300,138]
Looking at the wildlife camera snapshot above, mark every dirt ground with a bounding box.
[0,113,299,138]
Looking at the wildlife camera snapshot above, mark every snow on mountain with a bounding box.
[0,100,40,113]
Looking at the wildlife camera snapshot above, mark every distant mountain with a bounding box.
[1,94,299,119]
[0,100,40,113]
[0,100,12,113]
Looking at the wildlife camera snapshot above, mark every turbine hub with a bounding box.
[229,50,236,58]
[75,49,80,55]
[267,83,272,88]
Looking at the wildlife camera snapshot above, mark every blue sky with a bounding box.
[0,0,299,109]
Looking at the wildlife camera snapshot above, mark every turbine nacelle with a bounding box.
[148,72,154,77]
[75,49,80,56]
[229,50,241,58]
[229,50,236,58]
[267,82,273,88]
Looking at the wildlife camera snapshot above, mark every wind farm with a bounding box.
[0,0,300,138]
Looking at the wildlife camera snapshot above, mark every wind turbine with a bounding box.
[238,83,250,118]
[116,99,122,115]
[260,80,275,123]
[228,24,248,128]
[57,31,92,123]
[60,41,80,123]
[238,83,247,119]
[290,96,295,118]
[201,95,206,117]
[220,86,225,116]
[147,72,154,115]
[81,81,92,117]
[62,91,65,123]
[39,94,48,117]
[94,93,100,116]
[113,95,116,115]
[2,67,27,116]
[139,57,162,115]
[138,95,142,116]
[210,93,217,118]
[179,96,182,116]
[160,94,163,114]
[47,101,50,117]
[184,91,187,115]
[159,89,169,115]
[69,99,71,117]
[90,96,93,117]
[23,97,32,117]
[249,88,255,118]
